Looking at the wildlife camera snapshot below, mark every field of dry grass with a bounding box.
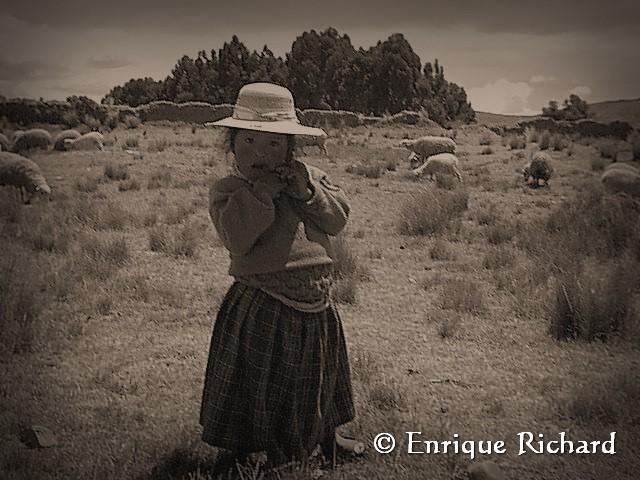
[1,121,640,480]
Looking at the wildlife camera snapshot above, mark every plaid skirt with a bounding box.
[199,281,356,464]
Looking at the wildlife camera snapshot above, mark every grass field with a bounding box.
[1,121,639,480]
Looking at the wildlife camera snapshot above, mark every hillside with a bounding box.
[476,98,640,129]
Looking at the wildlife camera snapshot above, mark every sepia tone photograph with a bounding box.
[1,1,639,479]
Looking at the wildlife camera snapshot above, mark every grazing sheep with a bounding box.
[64,131,104,151]
[601,167,640,198]
[0,152,51,203]
[412,153,463,182]
[54,129,81,151]
[10,129,52,153]
[523,152,554,187]
[604,162,640,175]
[0,133,9,151]
[400,136,456,167]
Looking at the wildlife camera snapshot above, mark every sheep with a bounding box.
[400,136,456,167]
[412,153,463,182]
[0,133,9,152]
[10,129,52,153]
[54,129,81,151]
[522,152,554,187]
[294,134,328,156]
[0,152,51,203]
[601,167,640,198]
[604,162,639,175]
[64,131,104,151]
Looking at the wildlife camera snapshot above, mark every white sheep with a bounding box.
[294,135,328,156]
[412,153,462,182]
[10,129,52,153]
[523,151,554,187]
[604,162,639,175]
[64,131,104,151]
[0,152,51,203]
[400,136,456,167]
[54,129,81,151]
[601,167,640,198]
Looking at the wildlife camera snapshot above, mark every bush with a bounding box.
[550,259,637,341]
[118,178,141,192]
[430,238,455,261]
[440,278,484,313]
[398,188,469,236]
[486,220,515,244]
[149,222,199,257]
[597,138,618,159]
[629,131,640,160]
[123,115,141,129]
[0,247,43,354]
[148,138,171,152]
[479,133,492,145]
[551,134,567,151]
[435,173,458,190]
[508,135,526,150]
[104,162,129,181]
[590,156,608,171]
[538,130,551,150]
[124,136,139,148]
[75,175,102,193]
[525,127,539,143]
[483,245,516,270]
[147,167,173,189]
[481,146,494,155]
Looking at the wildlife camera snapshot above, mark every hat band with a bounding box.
[233,104,298,123]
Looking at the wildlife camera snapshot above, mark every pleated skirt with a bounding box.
[199,281,356,464]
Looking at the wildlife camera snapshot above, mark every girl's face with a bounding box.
[233,130,289,181]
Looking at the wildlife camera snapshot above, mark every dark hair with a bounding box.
[226,128,297,163]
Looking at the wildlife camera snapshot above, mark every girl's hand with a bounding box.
[273,161,314,201]
[252,171,287,199]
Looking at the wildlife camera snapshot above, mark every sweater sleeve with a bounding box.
[209,176,277,256]
[294,166,350,236]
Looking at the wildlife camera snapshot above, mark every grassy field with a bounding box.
[1,121,640,480]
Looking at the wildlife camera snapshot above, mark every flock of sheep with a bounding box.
[0,128,104,203]
[1,125,639,205]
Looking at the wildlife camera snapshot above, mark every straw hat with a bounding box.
[206,83,326,137]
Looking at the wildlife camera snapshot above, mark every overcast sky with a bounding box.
[1,0,638,114]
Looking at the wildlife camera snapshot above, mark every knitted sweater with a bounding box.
[209,163,350,280]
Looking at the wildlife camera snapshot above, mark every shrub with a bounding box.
[440,278,484,313]
[629,131,640,160]
[147,167,173,189]
[597,138,618,159]
[551,134,567,151]
[525,127,539,143]
[149,222,199,257]
[550,259,637,341]
[123,115,141,129]
[430,238,455,261]
[538,130,551,150]
[483,245,516,270]
[124,136,139,148]
[118,178,141,191]
[481,146,494,155]
[148,138,171,152]
[486,220,515,244]
[479,133,492,145]
[508,135,526,150]
[398,188,469,236]
[75,175,102,193]
[590,156,608,171]
[475,203,498,226]
[104,162,129,181]
[0,247,43,353]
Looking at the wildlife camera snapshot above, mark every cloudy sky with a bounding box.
[1,0,638,114]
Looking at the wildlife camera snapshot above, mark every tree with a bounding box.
[541,95,589,120]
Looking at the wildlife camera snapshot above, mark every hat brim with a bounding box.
[205,117,326,137]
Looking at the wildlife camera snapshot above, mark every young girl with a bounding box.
[200,83,357,470]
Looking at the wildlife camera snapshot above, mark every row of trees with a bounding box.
[103,29,475,125]
[541,94,589,121]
